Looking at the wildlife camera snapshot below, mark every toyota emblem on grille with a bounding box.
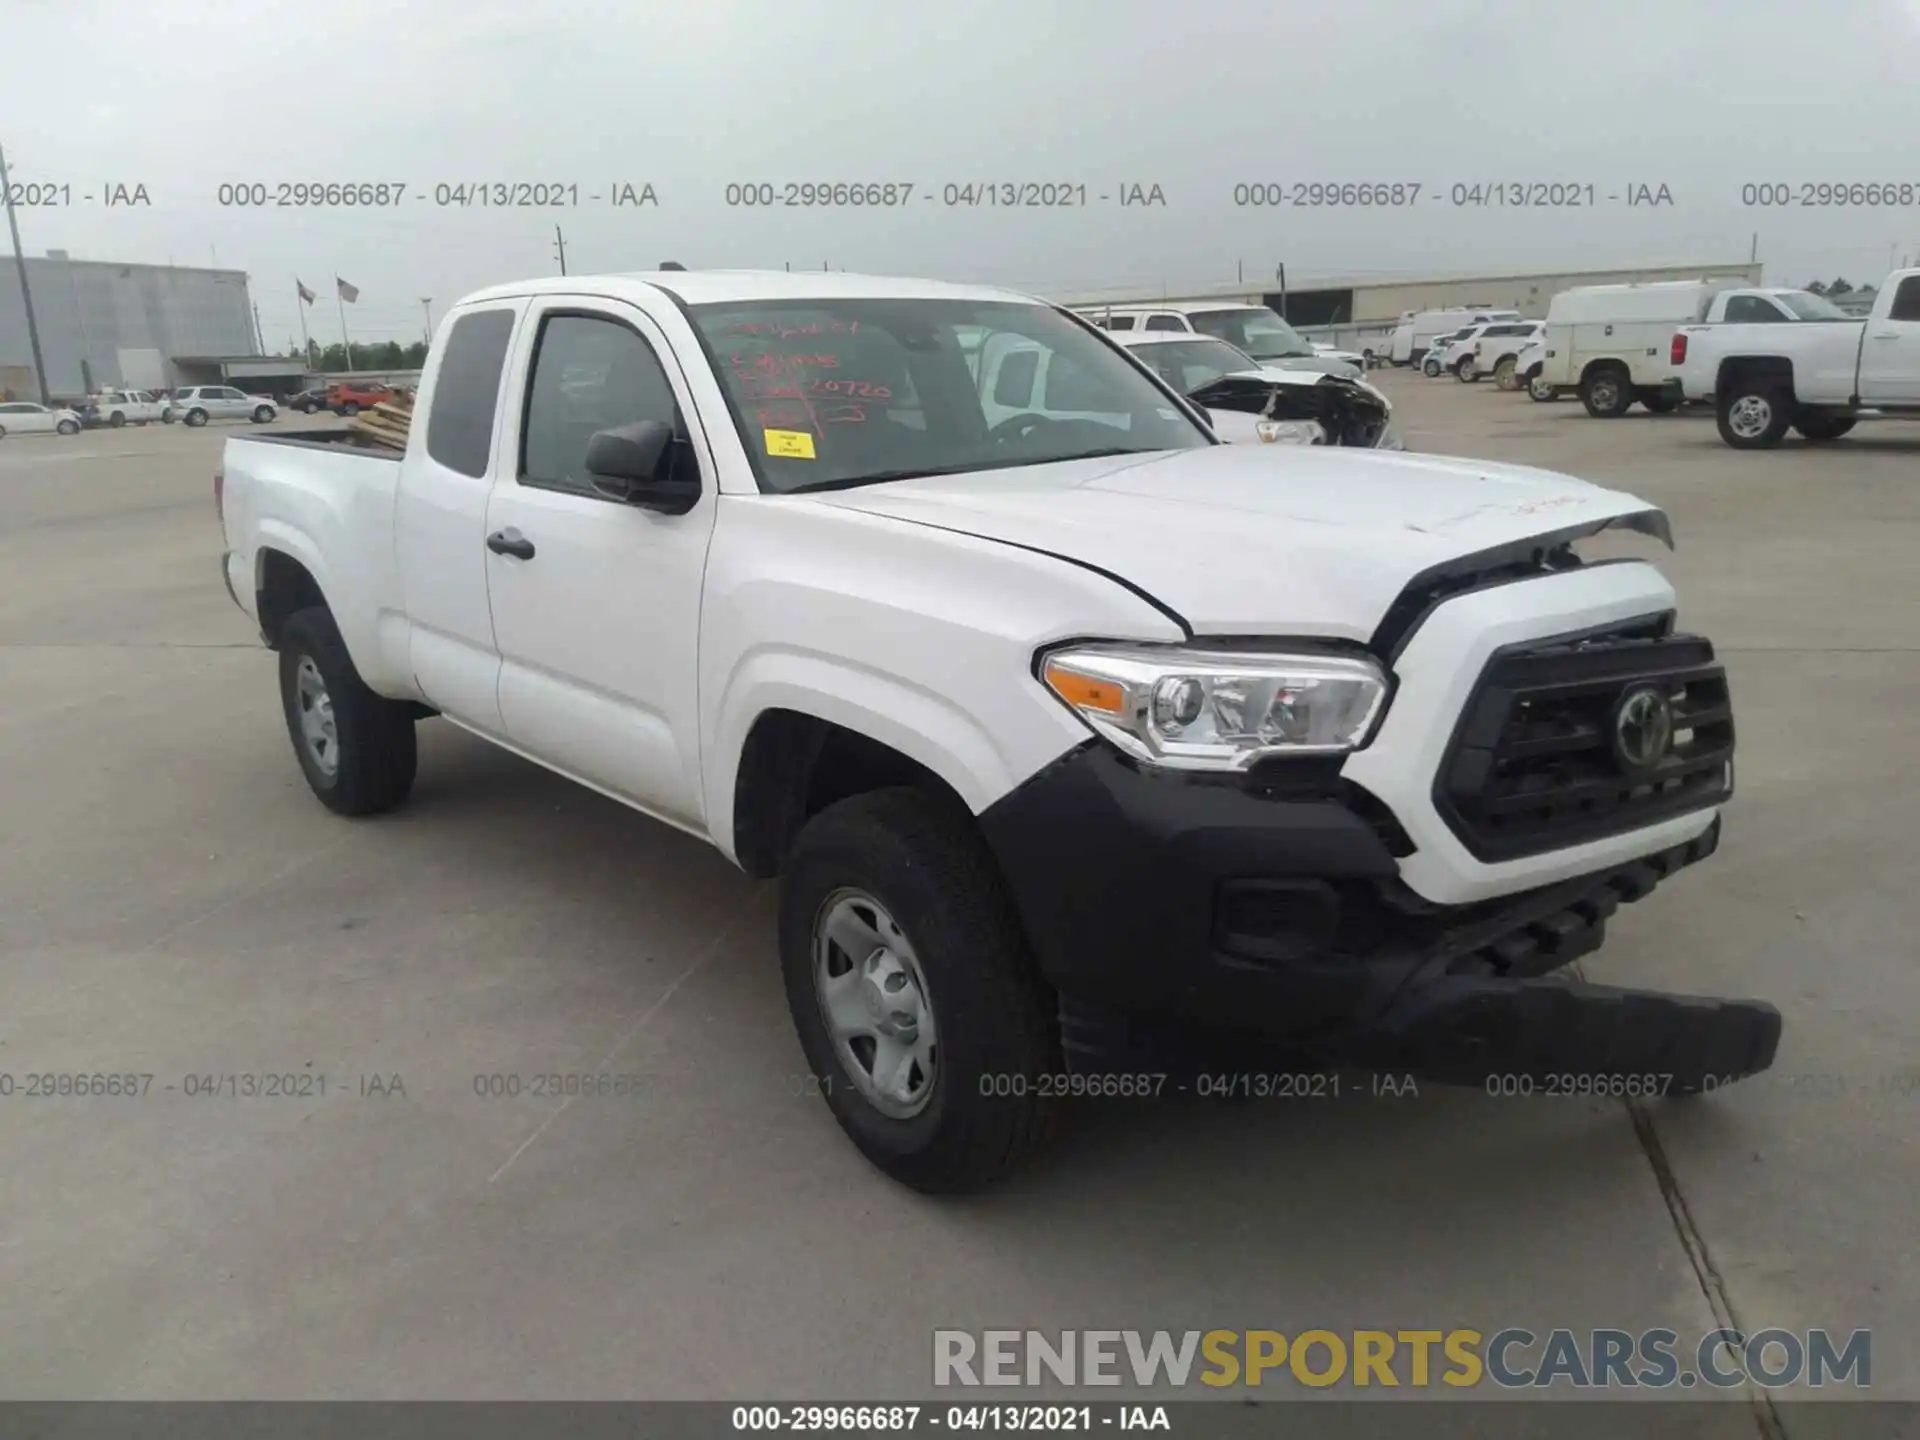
[1611,685,1674,775]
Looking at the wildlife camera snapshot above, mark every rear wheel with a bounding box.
[779,787,1061,1193]
[56,419,80,435]
[1580,366,1634,418]
[184,408,208,427]
[277,607,418,816]
[1716,378,1793,449]
[1793,414,1855,442]
[251,405,275,424]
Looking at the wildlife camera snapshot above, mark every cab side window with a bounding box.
[1105,315,1136,331]
[1889,277,1920,322]
[1144,315,1184,332]
[993,349,1039,407]
[1724,295,1785,323]
[521,312,682,497]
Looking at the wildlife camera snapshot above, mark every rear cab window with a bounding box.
[426,308,517,477]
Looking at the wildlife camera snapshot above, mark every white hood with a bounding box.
[805,445,1669,640]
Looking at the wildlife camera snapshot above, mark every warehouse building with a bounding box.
[0,252,305,403]
[1060,260,1765,349]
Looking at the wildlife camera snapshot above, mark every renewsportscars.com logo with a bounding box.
[933,1328,1871,1391]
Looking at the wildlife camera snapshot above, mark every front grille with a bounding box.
[1435,620,1734,861]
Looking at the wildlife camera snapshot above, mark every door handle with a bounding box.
[486,528,535,560]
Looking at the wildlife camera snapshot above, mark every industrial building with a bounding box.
[0,252,308,403]
[1060,260,1766,350]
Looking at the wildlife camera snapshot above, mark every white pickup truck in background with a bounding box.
[214,269,1780,1191]
[1673,268,1920,448]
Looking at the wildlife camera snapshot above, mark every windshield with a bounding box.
[1185,307,1315,360]
[1777,291,1852,321]
[1124,337,1261,393]
[688,298,1210,493]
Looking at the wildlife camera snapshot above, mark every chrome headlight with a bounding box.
[1040,645,1388,770]
[1254,418,1327,446]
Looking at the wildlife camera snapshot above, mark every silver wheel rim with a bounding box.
[812,889,937,1119]
[1590,378,1620,410]
[1496,361,1516,390]
[294,656,340,778]
[1727,394,1772,438]
[1530,376,1551,399]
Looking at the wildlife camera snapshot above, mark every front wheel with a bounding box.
[1456,359,1479,383]
[341,402,361,417]
[1794,414,1856,442]
[277,607,418,816]
[1717,380,1793,449]
[1422,358,1441,377]
[1493,356,1519,391]
[779,787,1061,1193]
[109,412,126,428]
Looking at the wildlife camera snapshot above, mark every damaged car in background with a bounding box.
[1111,331,1406,449]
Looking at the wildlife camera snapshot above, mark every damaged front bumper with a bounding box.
[979,741,1780,1094]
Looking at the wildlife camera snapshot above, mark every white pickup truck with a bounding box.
[215,269,1780,1191]
[1674,269,1920,448]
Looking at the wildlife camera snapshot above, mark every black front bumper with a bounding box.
[977,743,1779,1089]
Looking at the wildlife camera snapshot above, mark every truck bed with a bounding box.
[236,428,403,459]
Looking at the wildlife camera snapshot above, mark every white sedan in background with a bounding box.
[0,400,84,438]
[1111,331,1406,449]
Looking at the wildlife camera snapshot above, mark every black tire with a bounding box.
[184,408,208,428]
[342,401,361,417]
[1640,389,1681,414]
[57,420,80,435]
[1794,414,1856,442]
[252,405,275,424]
[779,786,1061,1193]
[1455,358,1478,382]
[109,411,126,428]
[1422,357,1441,377]
[277,606,417,816]
[1580,366,1634,418]
[1716,378,1794,449]
[1493,356,1519,391]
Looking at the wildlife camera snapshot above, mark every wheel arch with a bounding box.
[729,709,978,879]
[1716,354,1796,399]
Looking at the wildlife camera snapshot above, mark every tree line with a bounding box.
[283,340,430,372]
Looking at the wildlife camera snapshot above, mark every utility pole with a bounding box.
[0,142,53,404]
[553,225,568,276]
[252,302,266,356]
[420,297,433,344]
[1275,262,1287,319]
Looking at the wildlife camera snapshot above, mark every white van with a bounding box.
[1388,307,1524,366]
[1535,278,1749,417]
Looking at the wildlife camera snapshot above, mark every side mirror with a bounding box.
[585,420,700,514]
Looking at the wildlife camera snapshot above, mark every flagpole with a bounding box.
[336,280,354,373]
[295,280,312,371]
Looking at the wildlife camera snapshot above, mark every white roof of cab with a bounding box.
[1110,331,1236,346]
[454,269,1039,308]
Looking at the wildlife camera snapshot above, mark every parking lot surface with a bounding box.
[1,389,1914,1411]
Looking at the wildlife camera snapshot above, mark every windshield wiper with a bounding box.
[780,449,1164,493]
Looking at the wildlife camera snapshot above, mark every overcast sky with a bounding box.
[6,0,1920,348]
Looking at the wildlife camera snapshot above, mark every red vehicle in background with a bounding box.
[327,381,394,416]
